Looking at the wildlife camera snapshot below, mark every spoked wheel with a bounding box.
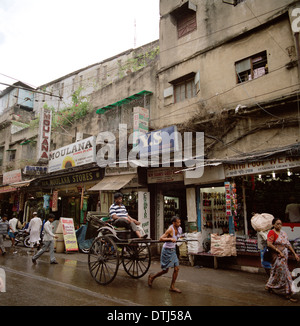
[122,243,151,279]
[88,235,119,285]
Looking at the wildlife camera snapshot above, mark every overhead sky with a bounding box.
[0,0,160,91]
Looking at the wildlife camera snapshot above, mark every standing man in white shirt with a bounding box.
[27,212,42,251]
[32,214,58,264]
[285,196,300,223]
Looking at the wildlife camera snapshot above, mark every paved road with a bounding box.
[0,241,299,307]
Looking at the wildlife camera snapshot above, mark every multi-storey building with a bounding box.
[154,0,300,260]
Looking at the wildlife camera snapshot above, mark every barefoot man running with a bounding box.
[148,216,182,293]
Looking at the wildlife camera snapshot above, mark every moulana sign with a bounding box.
[37,107,52,162]
[48,136,96,173]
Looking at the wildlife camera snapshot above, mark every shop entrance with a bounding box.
[161,184,187,232]
[200,186,227,239]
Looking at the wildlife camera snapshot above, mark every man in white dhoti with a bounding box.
[26,212,42,251]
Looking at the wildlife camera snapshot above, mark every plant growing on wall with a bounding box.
[118,46,160,79]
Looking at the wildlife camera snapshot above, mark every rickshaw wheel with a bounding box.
[122,242,151,279]
[88,235,119,285]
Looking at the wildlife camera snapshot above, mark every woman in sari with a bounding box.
[265,218,299,302]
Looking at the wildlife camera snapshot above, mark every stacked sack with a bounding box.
[236,235,246,252]
[186,232,203,254]
[211,234,236,256]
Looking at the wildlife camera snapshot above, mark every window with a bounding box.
[171,1,197,39]
[222,0,245,6]
[173,74,197,103]
[177,11,197,38]
[235,51,268,84]
[7,149,16,162]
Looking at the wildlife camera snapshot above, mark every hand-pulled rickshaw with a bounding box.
[86,213,153,285]
[86,212,193,286]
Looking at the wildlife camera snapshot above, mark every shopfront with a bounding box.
[34,166,104,228]
[88,166,151,235]
[225,155,300,241]
[147,167,187,237]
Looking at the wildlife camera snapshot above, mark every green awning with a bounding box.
[96,90,153,114]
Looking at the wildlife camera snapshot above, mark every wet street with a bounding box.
[0,242,300,307]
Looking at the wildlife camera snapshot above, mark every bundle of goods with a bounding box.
[186,232,203,254]
[210,234,236,256]
[251,213,274,232]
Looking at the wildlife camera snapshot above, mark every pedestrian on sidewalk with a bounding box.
[32,214,58,265]
[148,216,183,293]
[27,212,42,251]
[257,229,272,277]
[0,214,11,256]
[8,214,19,247]
[265,218,300,302]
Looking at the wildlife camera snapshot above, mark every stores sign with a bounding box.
[48,136,96,173]
[224,156,300,177]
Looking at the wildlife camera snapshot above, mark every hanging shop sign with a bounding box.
[37,107,52,162]
[39,169,103,188]
[23,166,48,176]
[60,218,78,252]
[224,156,300,177]
[133,107,149,146]
[3,169,22,185]
[138,192,150,236]
[48,136,96,173]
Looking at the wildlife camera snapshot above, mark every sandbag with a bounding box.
[251,213,274,232]
[186,232,203,254]
[211,234,236,256]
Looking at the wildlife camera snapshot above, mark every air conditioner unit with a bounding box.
[76,132,83,142]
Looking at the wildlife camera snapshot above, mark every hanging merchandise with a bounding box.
[43,194,50,209]
[224,182,237,233]
[52,190,59,212]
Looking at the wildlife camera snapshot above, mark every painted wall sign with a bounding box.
[48,136,96,173]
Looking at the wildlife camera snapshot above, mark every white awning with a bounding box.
[10,179,35,188]
[88,174,136,191]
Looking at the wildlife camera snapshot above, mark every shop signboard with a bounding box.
[23,166,48,176]
[37,107,52,162]
[224,156,300,177]
[138,125,179,156]
[3,169,22,185]
[138,192,150,236]
[48,136,96,173]
[60,217,78,252]
[147,167,183,184]
[39,169,103,188]
[0,186,17,194]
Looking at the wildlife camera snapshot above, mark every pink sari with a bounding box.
[266,230,293,295]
